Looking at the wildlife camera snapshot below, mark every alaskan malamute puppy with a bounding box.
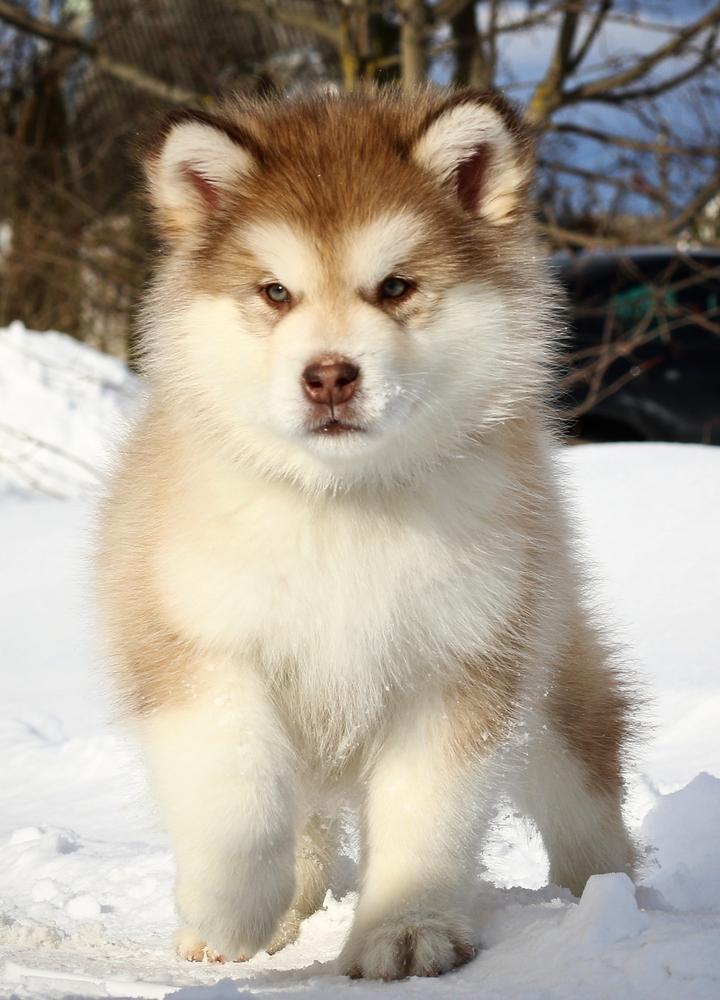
[98,89,636,979]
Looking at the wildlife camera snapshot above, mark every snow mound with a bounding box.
[565,873,649,946]
[0,322,139,498]
[641,772,720,913]
[1,324,720,998]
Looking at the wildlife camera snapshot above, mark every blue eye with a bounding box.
[263,283,290,304]
[380,276,414,301]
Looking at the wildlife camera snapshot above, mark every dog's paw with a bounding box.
[176,928,249,964]
[340,911,477,980]
[175,855,295,960]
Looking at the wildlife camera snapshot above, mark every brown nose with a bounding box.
[301,357,360,408]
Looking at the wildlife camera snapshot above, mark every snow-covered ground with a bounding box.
[1,324,719,999]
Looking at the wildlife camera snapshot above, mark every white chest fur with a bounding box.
[154,447,528,758]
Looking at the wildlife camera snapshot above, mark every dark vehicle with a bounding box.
[552,248,720,444]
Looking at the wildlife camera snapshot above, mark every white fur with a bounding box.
[144,217,549,492]
[143,659,297,957]
[412,102,526,223]
[152,437,525,768]
[243,221,321,293]
[148,120,253,226]
[107,109,635,974]
[339,696,494,976]
[513,717,636,894]
[343,212,426,289]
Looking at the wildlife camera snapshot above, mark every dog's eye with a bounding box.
[379,276,414,302]
[262,282,290,306]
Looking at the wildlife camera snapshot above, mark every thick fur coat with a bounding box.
[97,88,637,979]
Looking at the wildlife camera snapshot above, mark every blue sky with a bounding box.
[449,2,720,219]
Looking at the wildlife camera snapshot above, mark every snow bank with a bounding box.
[1,326,719,999]
[0,321,139,498]
[641,773,720,913]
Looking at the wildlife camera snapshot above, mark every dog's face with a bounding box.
[143,92,547,489]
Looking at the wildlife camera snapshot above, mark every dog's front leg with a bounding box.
[141,661,296,961]
[340,693,499,980]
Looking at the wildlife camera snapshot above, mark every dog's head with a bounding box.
[141,90,551,490]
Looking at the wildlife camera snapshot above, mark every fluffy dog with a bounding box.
[97,88,637,980]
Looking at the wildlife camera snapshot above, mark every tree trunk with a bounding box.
[451,2,488,88]
[398,0,426,90]
[2,60,83,338]
[339,10,361,91]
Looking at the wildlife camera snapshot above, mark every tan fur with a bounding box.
[97,87,638,979]
[446,422,634,800]
[549,615,635,798]
[97,408,202,715]
[146,91,531,307]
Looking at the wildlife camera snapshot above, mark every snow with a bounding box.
[0,321,139,499]
[567,873,650,946]
[1,324,719,999]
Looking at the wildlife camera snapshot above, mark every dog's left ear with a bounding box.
[412,93,532,225]
[143,111,259,240]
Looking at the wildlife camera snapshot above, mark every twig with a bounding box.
[0,0,200,104]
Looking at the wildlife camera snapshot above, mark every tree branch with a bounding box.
[0,0,199,104]
[231,0,342,47]
[527,4,582,123]
[436,0,566,31]
[539,222,620,250]
[581,33,719,105]
[548,122,720,158]
[539,157,665,203]
[564,2,720,104]
[658,167,720,237]
[567,0,613,73]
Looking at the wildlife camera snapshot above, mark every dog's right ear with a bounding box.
[411,92,532,226]
[144,111,257,240]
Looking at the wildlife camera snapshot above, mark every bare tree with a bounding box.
[0,0,198,103]
[1,0,720,356]
[0,0,331,351]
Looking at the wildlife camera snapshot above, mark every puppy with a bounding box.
[97,88,637,979]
